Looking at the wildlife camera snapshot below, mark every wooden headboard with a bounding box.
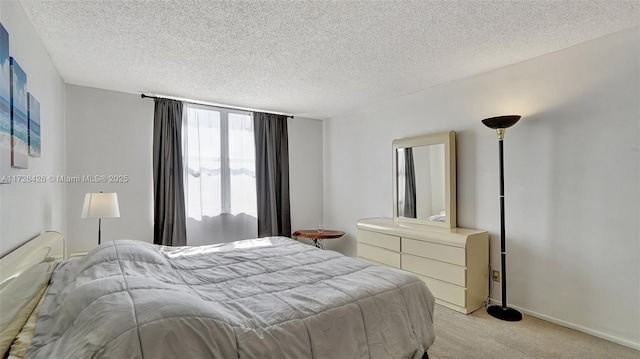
[0,231,64,286]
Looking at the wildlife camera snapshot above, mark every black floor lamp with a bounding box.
[482,115,522,322]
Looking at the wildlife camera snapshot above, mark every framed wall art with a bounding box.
[0,23,9,151]
[28,93,40,157]
[10,57,28,168]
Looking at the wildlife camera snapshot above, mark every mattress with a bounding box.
[26,237,435,358]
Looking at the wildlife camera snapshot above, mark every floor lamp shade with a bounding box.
[81,192,120,245]
[482,115,523,322]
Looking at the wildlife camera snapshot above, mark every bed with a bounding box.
[1,233,435,359]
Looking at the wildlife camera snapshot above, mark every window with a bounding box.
[183,104,257,221]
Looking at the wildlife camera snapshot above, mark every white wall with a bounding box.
[65,85,324,252]
[65,85,154,254]
[324,28,639,348]
[0,1,66,257]
[289,117,324,246]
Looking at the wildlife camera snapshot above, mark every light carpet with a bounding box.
[427,304,639,359]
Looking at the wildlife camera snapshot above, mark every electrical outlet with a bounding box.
[492,270,500,282]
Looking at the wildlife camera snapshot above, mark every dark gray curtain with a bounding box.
[253,112,291,237]
[153,98,187,246]
[404,148,417,218]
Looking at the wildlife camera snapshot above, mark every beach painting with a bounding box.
[0,23,9,151]
[10,57,28,168]
[28,93,40,157]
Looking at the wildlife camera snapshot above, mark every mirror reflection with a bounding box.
[396,143,446,222]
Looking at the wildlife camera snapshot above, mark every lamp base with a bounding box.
[487,305,522,322]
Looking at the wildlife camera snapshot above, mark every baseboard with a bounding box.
[488,298,640,351]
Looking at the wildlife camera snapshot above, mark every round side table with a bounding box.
[292,230,345,249]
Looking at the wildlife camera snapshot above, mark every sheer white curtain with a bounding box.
[184,105,221,220]
[228,113,257,216]
[183,104,257,245]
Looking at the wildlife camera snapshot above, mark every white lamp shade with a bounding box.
[81,193,120,219]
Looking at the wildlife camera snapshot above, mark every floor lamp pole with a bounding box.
[98,218,102,245]
[498,139,508,309]
[483,115,523,322]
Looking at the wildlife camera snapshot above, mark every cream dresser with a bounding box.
[357,217,489,314]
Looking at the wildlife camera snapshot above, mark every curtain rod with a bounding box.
[140,94,294,118]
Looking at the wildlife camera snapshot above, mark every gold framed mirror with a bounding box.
[392,131,456,228]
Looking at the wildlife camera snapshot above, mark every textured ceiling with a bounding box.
[19,0,640,119]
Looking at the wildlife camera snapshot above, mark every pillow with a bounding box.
[426,214,446,222]
[8,285,50,358]
[0,261,56,358]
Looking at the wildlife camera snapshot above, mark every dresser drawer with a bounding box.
[402,237,465,266]
[415,274,466,308]
[358,257,397,269]
[357,229,400,251]
[357,242,400,268]
[402,254,466,286]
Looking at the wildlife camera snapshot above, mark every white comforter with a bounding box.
[26,237,434,359]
